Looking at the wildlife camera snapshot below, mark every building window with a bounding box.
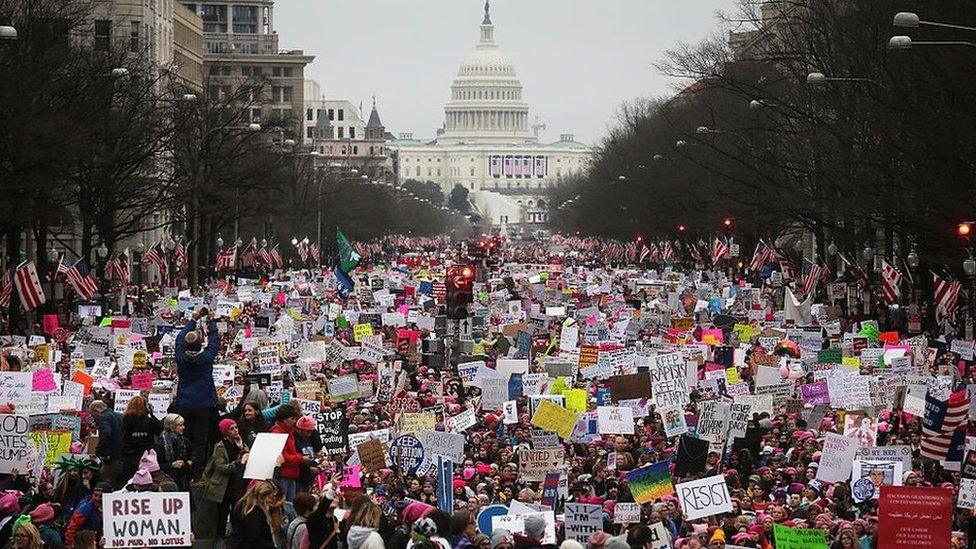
[250,107,261,123]
[205,42,229,54]
[129,20,140,52]
[306,108,313,121]
[437,168,441,176]
[338,109,344,121]
[94,19,111,51]
[353,146,358,154]
[235,42,258,54]
[327,109,335,121]
[272,86,293,103]
[307,127,314,139]
[232,5,258,33]
[349,127,355,139]
[416,167,421,176]
[272,67,293,77]
[470,167,475,176]
[337,127,344,139]
[201,4,227,33]
[369,146,374,155]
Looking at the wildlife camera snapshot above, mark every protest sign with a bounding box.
[800,381,831,405]
[421,430,465,463]
[650,352,689,408]
[697,401,729,442]
[447,408,476,432]
[727,402,751,439]
[102,492,191,548]
[389,435,425,475]
[29,430,71,465]
[627,462,674,504]
[520,448,565,481]
[244,433,288,480]
[878,486,952,548]
[854,445,913,470]
[328,375,361,402]
[772,524,828,549]
[676,475,733,520]
[609,373,651,402]
[564,503,602,542]
[318,408,348,456]
[530,400,577,439]
[596,406,634,434]
[256,345,280,374]
[0,372,32,406]
[491,512,556,545]
[613,502,641,524]
[0,415,31,473]
[357,440,387,473]
[816,433,858,482]
[661,407,688,437]
[398,412,436,437]
[646,523,670,549]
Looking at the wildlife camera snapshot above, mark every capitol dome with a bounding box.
[437,2,536,145]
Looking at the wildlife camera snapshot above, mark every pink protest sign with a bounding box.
[32,369,57,392]
[131,372,155,391]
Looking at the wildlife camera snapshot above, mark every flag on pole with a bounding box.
[838,252,869,288]
[710,237,730,265]
[310,244,321,265]
[55,255,71,278]
[921,389,970,461]
[174,241,188,277]
[257,246,272,267]
[933,272,962,327]
[215,246,237,272]
[337,230,360,274]
[65,260,99,300]
[639,245,650,263]
[270,245,283,269]
[0,269,13,309]
[13,261,45,310]
[778,254,799,282]
[748,240,775,272]
[800,259,825,297]
[880,260,903,304]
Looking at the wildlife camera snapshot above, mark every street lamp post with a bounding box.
[806,72,882,87]
[888,35,976,50]
[0,25,17,40]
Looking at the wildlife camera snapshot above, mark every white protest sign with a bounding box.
[564,503,602,542]
[148,393,172,420]
[102,492,192,548]
[0,415,32,473]
[613,502,641,524]
[491,512,556,545]
[0,372,32,406]
[816,432,858,483]
[676,475,733,521]
[697,401,729,442]
[597,406,634,434]
[420,430,465,463]
[646,523,670,549]
[447,408,477,432]
[503,400,519,424]
[243,432,289,480]
[114,390,141,413]
[651,353,690,408]
[256,345,281,374]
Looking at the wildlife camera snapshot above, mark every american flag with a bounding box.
[778,254,799,281]
[297,242,309,263]
[270,245,283,269]
[55,255,71,278]
[661,241,676,263]
[639,245,650,263]
[13,261,45,310]
[310,244,321,264]
[649,243,661,264]
[114,250,131,285]
[921,388,970,461]
[748,240,775,271]
[880,259,903,304]
[240,240,257,268]
[710,237,730,265]
[174,241,187,277]
[215,246,237,271]
[838,252,869,288]
[143,242,168,272]
[0,269,13,309]
[800,259,825,297]
[934,272,962,327]
[65,259,99,300]
[688,243,703,264]
[257,246,272,267]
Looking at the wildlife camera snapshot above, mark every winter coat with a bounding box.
[95,410,124,461]
[346,526,384,549]
[122,413,163,457]
[175,319,219,411]
[202,438,247,503]
[269,423,303,479]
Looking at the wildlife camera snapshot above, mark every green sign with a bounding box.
[773,524,827,549]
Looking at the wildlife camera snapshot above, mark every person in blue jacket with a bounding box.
[176,307,221,478]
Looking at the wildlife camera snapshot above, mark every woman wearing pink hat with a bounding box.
[198,418,250,542]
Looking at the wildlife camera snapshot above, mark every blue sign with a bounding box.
[476,504,509,536]
[389,435,424,475]
[508,374,523,399]
[436,455,453,512]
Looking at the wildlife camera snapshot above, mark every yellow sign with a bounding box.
[472,342,485,356]
[562,388,588,413]
[733,323,755,342]
[353,323,373,343]
[725,367,740,385]
[397,412,436,436]
[131,350,148,370]
[671,317,694,332]
[842,357,861,368]
[28,430,73,466]
[32,345,50,364]
[530,399,578,439]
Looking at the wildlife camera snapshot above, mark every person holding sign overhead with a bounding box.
[175,307,220,478]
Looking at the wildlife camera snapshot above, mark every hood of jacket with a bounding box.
[347,526,377,549]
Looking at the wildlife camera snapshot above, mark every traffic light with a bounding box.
[721,217,736,234]
[446,264,475,319]
[959,222,973,247]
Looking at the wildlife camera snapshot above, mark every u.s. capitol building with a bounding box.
[388,2,591,236]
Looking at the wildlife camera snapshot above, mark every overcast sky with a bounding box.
[275,0,739,145]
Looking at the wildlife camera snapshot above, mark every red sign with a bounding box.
[878,486,952,549]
